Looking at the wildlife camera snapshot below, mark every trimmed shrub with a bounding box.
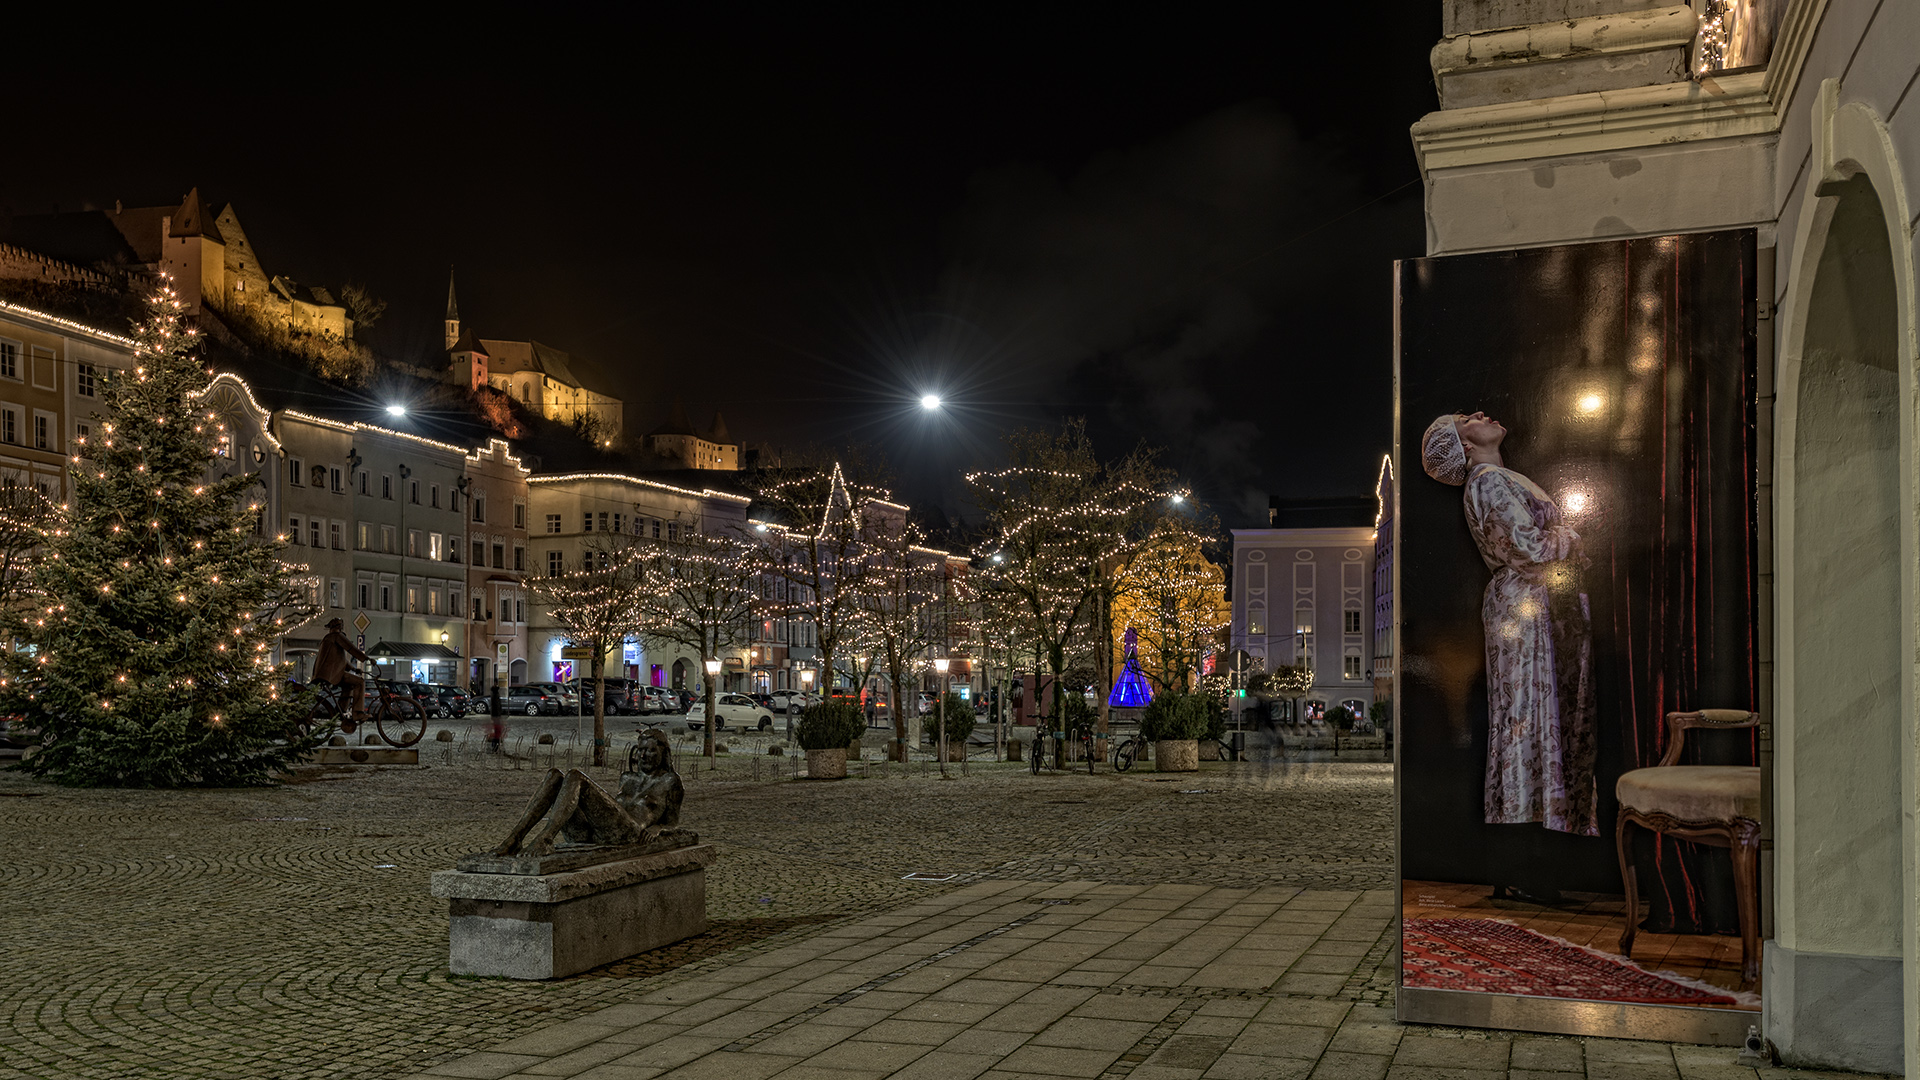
[1140,693,1211,741]
[929,692,975,743]
[1202,695,1228,741]
[1326,705,1357,732]
[796,700,865,750]
[1060,690,1096,733]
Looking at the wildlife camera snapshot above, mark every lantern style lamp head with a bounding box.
[439,631,449,645]
[704,659,722,676]
[386,404,407,418]
[800,668,814,687]
[933,657,950,674]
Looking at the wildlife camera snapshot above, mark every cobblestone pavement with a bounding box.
[0,757,1882,1080]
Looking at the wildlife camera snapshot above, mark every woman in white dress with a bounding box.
[1422,411,1598,838]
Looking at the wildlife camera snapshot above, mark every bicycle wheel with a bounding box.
[1115,744,1136,772]
[1029,735,1043,775]
[376,696,427,748]
[1086,739,1095,774]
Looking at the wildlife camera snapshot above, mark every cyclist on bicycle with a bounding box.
[313,618,372,726]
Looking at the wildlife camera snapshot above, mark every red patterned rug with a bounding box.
[1403,917,1743,1006]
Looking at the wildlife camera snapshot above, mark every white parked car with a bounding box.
[685,692,779,732]
[768,689,817,714]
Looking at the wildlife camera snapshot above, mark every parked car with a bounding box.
[673,688,697,713]
[524,682,580,712]
[430,684,474,717]
[685,692,779,732]
[562,677,642,715]
[505,685,565,716]
[633,686,675,714]
[916,691,937,716]
[768,689,817,714]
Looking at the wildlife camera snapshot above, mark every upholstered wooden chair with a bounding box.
[1614,709,1762,984]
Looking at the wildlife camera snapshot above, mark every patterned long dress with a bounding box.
[1462,463,1598,837]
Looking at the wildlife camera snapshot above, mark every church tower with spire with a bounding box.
[444,268,460,350]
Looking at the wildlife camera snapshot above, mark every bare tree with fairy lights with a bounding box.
[751,455,889,711]
[967,420,1170,760]
[635,517,759,766]
[3,283,318,787]
[526,528,653,767]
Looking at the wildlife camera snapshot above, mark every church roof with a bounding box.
[447,325,488,355]
[649,398,696,438]
[527,341,580,387]
[705,411,731,443]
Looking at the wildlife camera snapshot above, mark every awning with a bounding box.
[367,640,462,660]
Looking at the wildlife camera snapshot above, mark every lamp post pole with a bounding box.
[933,657,951,779]
[703,657,722,769]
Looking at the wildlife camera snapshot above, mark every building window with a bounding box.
[473,495,486,523]
[359,471,369,495]
[407,529,420,557]
[428,588,440,615]
[650,518,661,539]
[358,582,370,609]
[74,422,90,446]
[310,520,322,548]
[548,550,563,577]
[448,535,462,563]
[381,474,392,499]
[0,339,17,380]
[472,596,483,620]
[331,467,342,493]
[582,513,594,532]
[449,591,461,617]
[597,511,609,532]
[1247,609,1265,636]
[329,521,343,550]
[612,512,624,534]
[430,484,440,508]
[288,516,303,544]
[76,364,96,398]
[492,543,504,569]
[329,580,343,609]
[409,480,419,504]
[2,408,17,445]
[1343,655,1363,680]
[289,458,305,485]
[379,584,392,611]
[429,533,443,561]
[1344,610,1362,634]
[472,539,485,566]
[513,502,525,529]
[666,521,678,541]
[546,513,561,534]
[381,525,396,553]
[33,414,47,450]
[516,599,524,623]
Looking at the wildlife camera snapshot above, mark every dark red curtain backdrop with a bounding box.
[1397,232,1758,935]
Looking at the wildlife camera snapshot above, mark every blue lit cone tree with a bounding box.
[4,283,318,786]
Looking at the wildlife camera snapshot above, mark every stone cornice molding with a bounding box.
[1430,5,1697,80]
[1412,70,1777,173]
[1761,0,1828,112]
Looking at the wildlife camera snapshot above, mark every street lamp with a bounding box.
[702,658,722,764]
[933,657,951,778]
[920,393,941,410]
[386,404,406,418]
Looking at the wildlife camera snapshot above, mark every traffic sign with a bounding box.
[1227,649,1253,674]
[560,646,596,660]
[353,612,370,633]
[356,633,365,648]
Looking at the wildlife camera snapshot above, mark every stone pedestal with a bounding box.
[430,844,714,979]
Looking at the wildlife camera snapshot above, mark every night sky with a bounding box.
[4,10,1440,526]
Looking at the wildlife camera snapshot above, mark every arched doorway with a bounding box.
[671,658,688,690]
[1773,98,1915,1070]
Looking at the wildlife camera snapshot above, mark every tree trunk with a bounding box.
[592,649,607,768]
[888,652,909,762]
[702,646,717,767]
[1095,587,1111,738]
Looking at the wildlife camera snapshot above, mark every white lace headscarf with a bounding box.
[1421,414,1469,486]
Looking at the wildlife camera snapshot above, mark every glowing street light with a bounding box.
[385,404,407,418]
[919,393,942,410]
[1171,493,1185,504]
[932,657,952,778]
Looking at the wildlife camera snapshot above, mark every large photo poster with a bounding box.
[1395,232,1760,1027]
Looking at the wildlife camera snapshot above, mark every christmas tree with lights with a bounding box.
[5,283,318,786]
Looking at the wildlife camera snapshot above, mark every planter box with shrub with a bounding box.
[796,701,864,780]
[1141,693,1213,773]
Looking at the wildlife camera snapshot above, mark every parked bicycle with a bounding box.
[309,669,427,748]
